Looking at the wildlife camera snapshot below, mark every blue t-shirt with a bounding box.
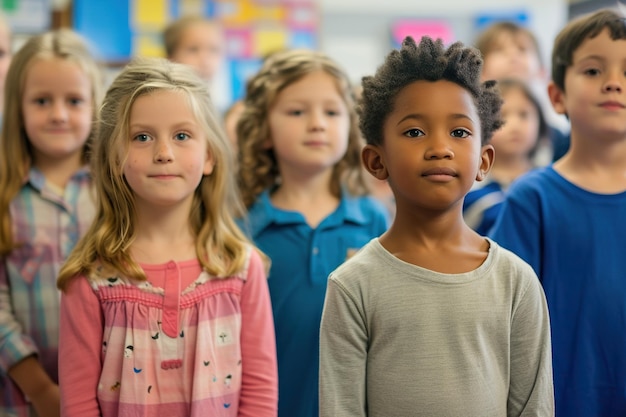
[463,178,507,236]
[239,190,389,417]
[490,166,626,417]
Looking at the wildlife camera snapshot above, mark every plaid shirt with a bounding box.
[0,166,95,417]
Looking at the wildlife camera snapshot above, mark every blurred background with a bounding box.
[3,0,615,110]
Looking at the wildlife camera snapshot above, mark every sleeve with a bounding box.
[507,273,555,417]
[237,248,278,417]
[0,257,38,375]
[319,277,368,417]
[489,184,543,277]
[58,276,103,417]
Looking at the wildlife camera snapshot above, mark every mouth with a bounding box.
[599,101,625,110]
[422,167,457,182]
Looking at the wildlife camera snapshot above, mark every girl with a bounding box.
[237,49,389,417]
[0,29,102,417]
[463,78,547,235]
[57,57,278,417]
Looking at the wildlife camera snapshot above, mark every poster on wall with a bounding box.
[73,0,319,105]
[1,0,51,33]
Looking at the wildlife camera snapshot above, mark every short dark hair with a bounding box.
[359,36,503,146]
[552,9,626,91]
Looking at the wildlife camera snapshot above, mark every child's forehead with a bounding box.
[490,30,536,50]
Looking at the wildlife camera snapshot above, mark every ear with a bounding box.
[362,144,388,180]
[476,144,495,182]
[547,81,567,115]
[203,148,215,175]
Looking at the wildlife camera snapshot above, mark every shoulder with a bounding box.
[487,240,541,293]
[329,239,385,289]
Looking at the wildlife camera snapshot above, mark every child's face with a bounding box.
[549,29,626,141]
[267,70,350,177]
[21,57,93,168]
[170,22,224,82]
[0,25,11,98]
[367,80,492,212]
[490,88,540,159]
[124,89,214,210]
[481,32,542,82]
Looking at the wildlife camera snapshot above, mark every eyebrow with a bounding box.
[396,113,475,125]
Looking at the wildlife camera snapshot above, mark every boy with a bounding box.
[490,9,626,417]
[319,36,554,417]
[475,21,570,162]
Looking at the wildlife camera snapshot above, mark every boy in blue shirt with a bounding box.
[490,9,626,417]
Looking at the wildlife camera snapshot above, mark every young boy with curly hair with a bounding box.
[319,36,554,417]
[490,9,626,416]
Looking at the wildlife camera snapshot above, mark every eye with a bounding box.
[287,110,303,116]
[584,68,600,76]
[326,109,340,116]
[133,133,150,142]
[175,132,190,141]
[451,128,470,138]
[69,97,84,106]
[403,128,424,138]
[34,98,49,106]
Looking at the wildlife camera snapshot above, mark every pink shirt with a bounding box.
[59,247,277,417]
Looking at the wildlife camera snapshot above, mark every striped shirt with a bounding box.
[0,166,95,417]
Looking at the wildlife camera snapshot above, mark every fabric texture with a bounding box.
[240,191,389,417]
[319,238,554,417]
[0,167,95,417]
[59,247,277,417]
[490,166,626,417]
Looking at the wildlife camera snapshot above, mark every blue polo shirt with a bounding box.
[240,190,389,417]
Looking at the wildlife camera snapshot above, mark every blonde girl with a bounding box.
[237,49,389,417]
[0,29,102,417]
[57,57,277,417]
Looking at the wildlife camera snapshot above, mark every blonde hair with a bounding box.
[0,29,103,255]
[58,57,254,289]
[163,15,221,58]
[237,49,368,208]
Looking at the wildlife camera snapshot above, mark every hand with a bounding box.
[30,382,60,417]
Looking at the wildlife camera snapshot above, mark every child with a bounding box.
[57,57,278,417]
[475,20,570,163]
[0,13,12,125]
[163,15,225,84]
[490,9,626,417]
[319,36,554,416]
[237,49,390,417]
[464,78,547,235]
[0,29,102,417]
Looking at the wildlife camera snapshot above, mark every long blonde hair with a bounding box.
[237,49,369,208]
[0,29,103,255]
[58,57,253,290]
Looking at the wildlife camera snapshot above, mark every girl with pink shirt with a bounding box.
[56,57,277,417]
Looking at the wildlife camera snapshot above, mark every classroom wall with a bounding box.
[318,0,569,84]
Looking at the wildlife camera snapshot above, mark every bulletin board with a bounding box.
[1,0,51,33]
[73,0,319,101]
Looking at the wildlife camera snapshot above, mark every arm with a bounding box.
[58,277,103,417]
[319,277,368,417]
[508,274,555,417]
[0,258,60,416]
[238,249,278,417]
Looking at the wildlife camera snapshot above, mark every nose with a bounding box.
[154,140,174,163]
[603,71,623,93]
[50,101,68,123]
[424,134,454,160]
[308,109,327,132]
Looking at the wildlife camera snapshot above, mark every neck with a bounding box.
[33,151,84,189]
[131,201,197,264]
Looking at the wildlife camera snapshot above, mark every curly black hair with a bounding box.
[359,36,503,146]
